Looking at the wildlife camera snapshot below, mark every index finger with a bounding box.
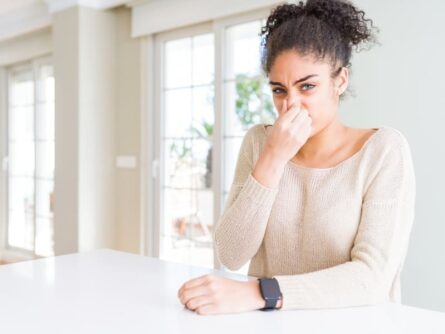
[279,99,303,122]
[178,275,210,296]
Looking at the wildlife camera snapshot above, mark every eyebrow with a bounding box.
[269,74,318,87]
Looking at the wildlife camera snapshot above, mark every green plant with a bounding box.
[169,140,191,161]
[235,74,275,129]
[191,120,213,140]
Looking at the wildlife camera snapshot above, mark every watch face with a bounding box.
[261,278,282,300]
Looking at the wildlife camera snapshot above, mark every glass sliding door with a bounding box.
[159,30,215,268]
[6,59,55,257]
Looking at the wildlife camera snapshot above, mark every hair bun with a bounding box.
[262,1,305,35]
[304,0,375,47]
[261,0,377,73]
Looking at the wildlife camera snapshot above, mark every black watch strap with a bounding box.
[258,277,282,311]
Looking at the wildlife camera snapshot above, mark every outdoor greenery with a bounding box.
[235,74,275,129]
[169,74,275,180]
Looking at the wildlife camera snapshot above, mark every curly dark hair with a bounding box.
[261,0,377,75]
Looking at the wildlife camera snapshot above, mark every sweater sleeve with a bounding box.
[275,132,416,310]
[213,125,279,270]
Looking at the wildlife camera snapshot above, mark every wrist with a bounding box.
[252,150,287,188]
[247,280,267,310]
[259,148,287,168]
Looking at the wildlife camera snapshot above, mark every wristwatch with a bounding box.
[258,277,282,311]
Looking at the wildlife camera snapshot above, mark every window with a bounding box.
[156,25,215,268]
[153,12,273,271]
[6,58,55,257]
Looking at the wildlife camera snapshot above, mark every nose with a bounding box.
[285,91,302,110]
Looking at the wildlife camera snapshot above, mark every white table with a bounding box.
[0,249,444,334]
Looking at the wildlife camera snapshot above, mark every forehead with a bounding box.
[269,50,332,79]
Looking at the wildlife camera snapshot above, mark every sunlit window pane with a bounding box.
[192,86,214,135]
[165,38,192,89]
[7,177,35,251]
[37,65,55,102]
[7,61,55,257]
[225,21,263,80]
[164,139,192,189]
[9,70,34,106]
[8,106,34,141]
[8,141,35,177]
[161,32,215,269]
[164,88,192,138]
[159,18,270,271]
[36,142,55,179]
[224,82,246,137]
[36,103,55,141]
[192,34,214,86]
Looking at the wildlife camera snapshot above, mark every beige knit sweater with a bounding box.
[214,124,416,310]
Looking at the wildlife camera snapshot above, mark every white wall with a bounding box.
[0,27,52,66]
[78,7,116,252]
[52,6,117,254]
[114,6,141,254]
[52,7,80,255]
[340,0,445,312]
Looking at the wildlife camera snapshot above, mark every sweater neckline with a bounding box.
[262,125,386,173]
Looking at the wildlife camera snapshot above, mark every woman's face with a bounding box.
[268,50,348,136]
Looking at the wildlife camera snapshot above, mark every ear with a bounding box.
[336,67,349,95]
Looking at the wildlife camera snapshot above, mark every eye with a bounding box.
[301,83,315,91]
[271,87,286,95]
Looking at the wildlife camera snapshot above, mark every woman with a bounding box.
[178,0,415,315]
